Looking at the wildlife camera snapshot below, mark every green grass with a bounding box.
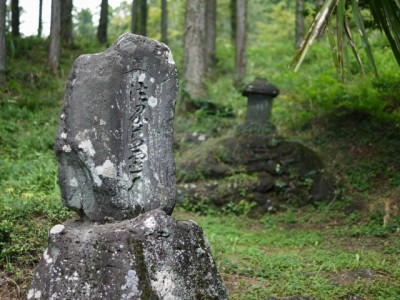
[174,208,400,300]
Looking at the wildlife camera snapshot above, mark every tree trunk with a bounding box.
[205,0,216,71]
[234,0,247,87]
[182,0,206,112]
[161,0,167,44]
[38,0,43,37]
[131,0,139,33]
[295,0,305,49]
[140,0,147,36]
[61,0,73,46]
[48,0,61,74]
[11,0,20,37]
[230,0,236,44]
[97,0,108,44]
[0,0,6,85]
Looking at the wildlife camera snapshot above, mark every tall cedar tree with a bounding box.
[11,0,20,37]
[0,0,6,85]
[161,0,167,43]
[205,0,217,70]
[61,0,73,46]
[140,0,147,36]
[38,0,43,37]
[48,0,61,73]
[131,0,147,36]
[234,0,247,87]
[230,0,236,44]
[98,0,108,44]
[182,0,207,112]
[131,0,139,33]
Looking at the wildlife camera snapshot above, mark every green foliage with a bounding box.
[73,8,96,45]
[222,200,257,216]
[335,213,400,238]
[0,38,76,277]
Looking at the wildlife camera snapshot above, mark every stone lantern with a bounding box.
[241,78,279,132]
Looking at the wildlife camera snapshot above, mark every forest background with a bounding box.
[0,0,400,299]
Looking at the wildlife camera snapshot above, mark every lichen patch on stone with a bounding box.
[121,270,141,299]
[138,73,146,83]
[148,96,158,108]
[166,49,175,65]
[143,216,157,231]
[78,139,96,157]
[151,270,177,300]
[69,177,78,187]
[95,159,117,179]
[43,249,53,264]
[62,145,72,153]
[50,224,65,235]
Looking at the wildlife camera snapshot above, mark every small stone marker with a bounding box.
[56,33,178,221]
[241,77,279,132]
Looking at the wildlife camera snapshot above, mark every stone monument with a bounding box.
[242,77,279,125]
[28,33,228,299]
[239,77,279,134]
[56,34,177,222]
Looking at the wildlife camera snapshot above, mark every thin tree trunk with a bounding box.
[295,0,305,49]
[38,0,43,37]
[0,0,6,85]
[97,0,108,44]
[234,0,247,87]
[131,0,139,33]
[182,0,206,112]
[230,0,236,44]
[48,0,61,74]
[61,0,73,46]
[140,0,147,36]
[11,0,20,37]
[205,0,217,71]
[161,0,167,43]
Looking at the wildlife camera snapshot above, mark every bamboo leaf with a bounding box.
[337,0,345,80]
[289,0,336,71]
[370,1,400,66]
[351,0,378,77]
[344,18,365,76]
[395,0,400,10]
[381,1,400,51]
[327,20,340,73]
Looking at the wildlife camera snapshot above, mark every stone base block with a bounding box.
[28,209,228,299]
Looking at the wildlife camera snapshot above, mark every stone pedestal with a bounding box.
[28,210,228,300]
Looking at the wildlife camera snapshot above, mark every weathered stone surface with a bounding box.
[177,134,338,213]
[55,33,178,221]
[28,209,229,300]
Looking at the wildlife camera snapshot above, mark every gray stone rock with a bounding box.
[55,33,178,221]
[28,209,229,300]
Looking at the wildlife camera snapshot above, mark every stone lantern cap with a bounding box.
[242,78,280,98]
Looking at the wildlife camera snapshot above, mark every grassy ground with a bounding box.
[1,26,400,299]
[174,207,400,300]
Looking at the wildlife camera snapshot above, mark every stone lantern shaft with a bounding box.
[241,77,279,132]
